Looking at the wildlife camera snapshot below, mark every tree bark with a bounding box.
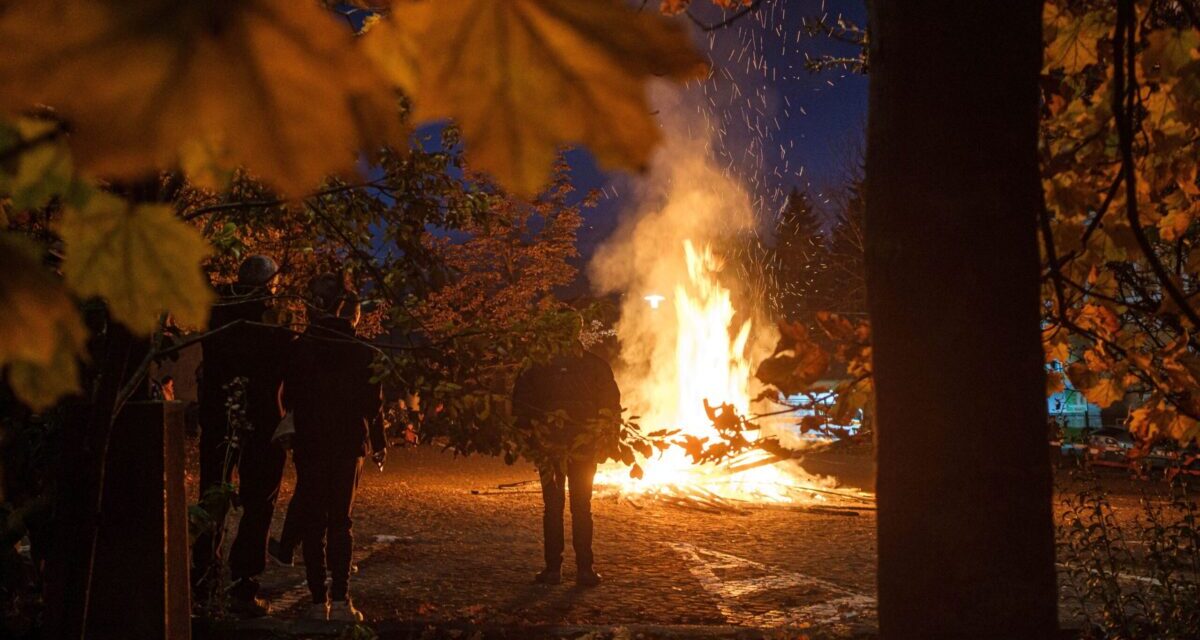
[865,2,1057,637]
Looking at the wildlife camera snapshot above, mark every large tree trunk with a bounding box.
[864,2,1057,637]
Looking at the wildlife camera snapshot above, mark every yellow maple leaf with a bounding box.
[1043,4,1110,73]
[378,0,707,196]
[0,235,88,409]
[8,335,83,412]
[58,192,214,334]
[1142,29,1200,81]
[0,0,404,196]
[0,235,87,368]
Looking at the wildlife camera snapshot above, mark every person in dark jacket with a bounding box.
[269,273,346,567]
[512,330,622,587]
[193,255,292,616]
[281,293,386,622]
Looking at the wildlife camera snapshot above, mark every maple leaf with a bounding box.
[1158,208,1193,242]
[8,335,83,412]
[0,0,404,196]
[1082,376,1125,408]
[1142,29,1200,81]
[378,0,706,196]
[1042,4,1109,73]
[58,192,214,334]
[0,235,88,409]
[0,118,74,211]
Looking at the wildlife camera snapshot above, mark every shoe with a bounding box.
[576,568,602,587]
[534,568,562,585]
[267,537,293,567]
[328,598,364,622]
[306,601,329,621]
[228,593,271,618]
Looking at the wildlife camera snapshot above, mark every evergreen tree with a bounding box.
[825,177,867,315]
[771,187,829,320]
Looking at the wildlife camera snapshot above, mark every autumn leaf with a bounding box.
[1042,5,1109,73]
[1158,207,1193,242]
[0,0,403,196]
[1046,370,1066,396]
[8,336,83,412]
[377,0,706,195]
[1082,376,1125,408]
[660,0,754,13]
[1142,29,1200,81]
[0,235,88,409]
[58,192,214,334]
[0,119,74,211]
[0,238,82,367]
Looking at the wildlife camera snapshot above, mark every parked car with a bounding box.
[1084,427,1136,470]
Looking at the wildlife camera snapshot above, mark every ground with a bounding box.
[202,446,1189,639]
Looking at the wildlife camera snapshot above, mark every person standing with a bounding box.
[193,255,292,616]
[269,273,346,567]
[512,331,622,587]
[282,293,386,622]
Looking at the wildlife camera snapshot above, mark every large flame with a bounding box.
[591,87,831,504]
[597,240,801,503]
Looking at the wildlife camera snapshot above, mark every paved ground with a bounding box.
[200,446,1194,639]
[203,446,878,638]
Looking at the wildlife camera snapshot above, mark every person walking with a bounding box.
[281,292,386,622]
[512,328,622,587]
[193,255,292,616]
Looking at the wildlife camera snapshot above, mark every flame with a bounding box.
[597,240,801,503]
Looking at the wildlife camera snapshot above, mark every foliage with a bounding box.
[371,0,707,196]
[1039,0,1200,447]
[1057,480,1200,637]
[740,1,1200,453]
[0,0,705,410]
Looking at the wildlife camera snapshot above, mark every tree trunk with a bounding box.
[865,2,1057,637]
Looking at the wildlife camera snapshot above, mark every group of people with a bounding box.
[193,256,385,622]
[193,255,624,622]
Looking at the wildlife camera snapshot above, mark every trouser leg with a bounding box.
[228,435,287,588]
[327,457,362,601]
[295,451,330,603]
[539,464,566,570]
[567,458,597,571]
[192,420,231,589]
[278,469,305,556]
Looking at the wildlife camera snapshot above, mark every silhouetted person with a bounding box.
[512,331,621,587]
[281,293,385,622]
[193,255,291,616]
[269,273,346,567]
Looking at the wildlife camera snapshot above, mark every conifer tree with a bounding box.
[772,187,829,320]
[825,178,867,315]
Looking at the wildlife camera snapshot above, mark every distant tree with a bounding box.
[824,177,867,316]
[771,187,830,320]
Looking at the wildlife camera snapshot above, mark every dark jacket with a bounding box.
[512,350,622,446]
[282,316,385,458]
[199,286,290,437]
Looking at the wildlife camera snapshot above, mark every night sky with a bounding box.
[569,0,868,269]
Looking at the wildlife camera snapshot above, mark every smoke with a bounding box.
[589,84,780,432]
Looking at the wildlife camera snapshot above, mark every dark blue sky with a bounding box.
[568,0,868,265]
